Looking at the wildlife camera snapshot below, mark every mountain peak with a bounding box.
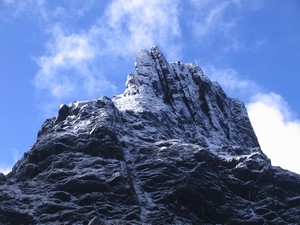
[113,48,259,148]
[2,47,299,225]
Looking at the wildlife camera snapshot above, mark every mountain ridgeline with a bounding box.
[0,47,299,224]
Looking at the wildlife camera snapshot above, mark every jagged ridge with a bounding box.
[114,47,259,148]
[0,47,299,224]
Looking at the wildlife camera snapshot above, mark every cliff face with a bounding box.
[114,47,259,148]
[0,47,299,224]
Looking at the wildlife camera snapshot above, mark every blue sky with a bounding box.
[1,0,300,174]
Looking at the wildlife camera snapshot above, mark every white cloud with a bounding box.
[247,93,300,174]
[34,26,116,103]
[0,148,21,175]
[0,165,12,175]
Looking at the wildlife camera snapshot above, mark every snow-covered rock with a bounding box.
[114,47,259,148]
[0,47,299,224]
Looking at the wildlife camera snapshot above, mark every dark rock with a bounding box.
[287,195,300,207]
[51,191,71,202]
[0,173,6,184]
[0,47,299,224]
[55,104,70,124]
[0,206,36,225]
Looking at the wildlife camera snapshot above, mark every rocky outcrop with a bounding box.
[0,47,299,224]
[114,47,259,148]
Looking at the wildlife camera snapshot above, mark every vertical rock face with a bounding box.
[0,47,299,224]
[114,47,259,148]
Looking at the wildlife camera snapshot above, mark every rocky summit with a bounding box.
[1,47,300,224]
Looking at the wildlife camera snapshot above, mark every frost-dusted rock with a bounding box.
[114,47,259,148]
[0,173,6,185]
[0,47,299,224]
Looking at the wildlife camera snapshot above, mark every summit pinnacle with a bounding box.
[0,47,299,224]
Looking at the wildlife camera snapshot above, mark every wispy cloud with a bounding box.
[97,0,182,58]
[187,0,266,52]
[34,25,116,102]
[0,0,96,20]
[247,0,266,10]
[189,0,238,38]
[247,93,300,174]
[202,64,260,99]
[188,0,242,51]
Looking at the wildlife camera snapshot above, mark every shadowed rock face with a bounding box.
[0,47,299,225]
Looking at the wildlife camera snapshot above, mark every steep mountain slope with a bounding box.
[0,47,299,224]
